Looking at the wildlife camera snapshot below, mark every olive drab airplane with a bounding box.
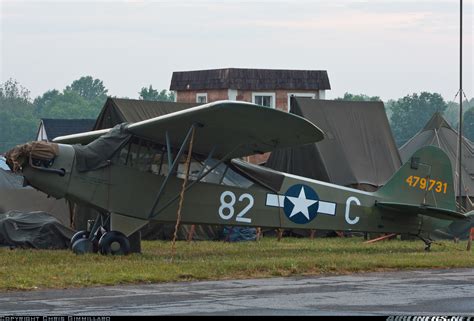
[5,101,473,255]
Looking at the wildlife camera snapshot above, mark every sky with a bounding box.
[1,0,473,102]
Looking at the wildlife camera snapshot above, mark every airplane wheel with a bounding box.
[72,238,94,255]
[70,230,89,249]
[98,231,131,255]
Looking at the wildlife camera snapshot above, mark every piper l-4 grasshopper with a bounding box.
[6,101,472,254]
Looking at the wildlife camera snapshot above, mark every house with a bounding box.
[169,68,331,111]
[36,118,96,142]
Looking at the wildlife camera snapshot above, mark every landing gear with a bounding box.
[70,214,131,256]
[70,230,89,249]
[98,231,131,255]
[416,235,433,252]
[70,230,100,254]
[71,238,94,254]
[424,243,431,252]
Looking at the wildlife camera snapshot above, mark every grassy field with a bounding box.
[0,237,473,291]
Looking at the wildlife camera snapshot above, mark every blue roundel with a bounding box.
[283,184,320,224]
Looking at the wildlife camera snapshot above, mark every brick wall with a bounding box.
[176,89,228,103]
[176,89,318,112]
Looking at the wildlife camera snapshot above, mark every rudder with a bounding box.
[376,146,456,211]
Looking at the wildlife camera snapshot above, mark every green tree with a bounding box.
[0,79,37,153]
[443,98,474,129]
[390,92,448,146]
[33,89,60,114]
[34,76,108,120]
[334,92,381,102]
[464,108,474,141]
[139,85,174,102]
[66,76,108,101]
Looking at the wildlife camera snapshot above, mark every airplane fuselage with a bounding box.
[24,144,448,238]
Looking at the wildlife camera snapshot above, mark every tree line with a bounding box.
[0,76,174,153]
[0,76,473,154]
[335,92,474,146]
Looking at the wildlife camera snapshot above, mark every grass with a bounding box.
[0,237,473,291]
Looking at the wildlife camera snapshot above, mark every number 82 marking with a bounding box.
[219,191,254,223]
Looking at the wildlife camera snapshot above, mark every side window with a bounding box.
[252,92,275,108]
[196,93,207,103]
[114,137,202,178]
[113,138,252,188]
[200,159,253,188]
[115,138,161,173]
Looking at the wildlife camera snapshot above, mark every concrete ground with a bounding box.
[0,268,473,316]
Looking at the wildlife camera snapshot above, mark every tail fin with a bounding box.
[376,146,456,211]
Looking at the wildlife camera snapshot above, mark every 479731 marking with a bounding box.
[405,175,448,194]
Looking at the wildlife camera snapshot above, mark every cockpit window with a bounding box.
[114,137,254,188]
[198,159,254,188]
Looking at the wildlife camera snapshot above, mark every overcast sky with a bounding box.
[1,0,473,101]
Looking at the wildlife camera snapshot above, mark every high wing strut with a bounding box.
[148,142,242,220]
[147,123,200,219]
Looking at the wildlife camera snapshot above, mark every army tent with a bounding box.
[0,168,23,189]
[0,166,70,226]
[399,112,474,210]
[92,98,200,130]
[266,98,402,191]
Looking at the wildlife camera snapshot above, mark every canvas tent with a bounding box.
[0,168,23,189]
[0,166,70,226]
[399,112,474,211]
[74,98,224,241]
[0,167,72,249]
[266,98,402,191]
[92,98,200,130]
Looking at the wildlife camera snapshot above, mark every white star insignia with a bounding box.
[286,187,318,220]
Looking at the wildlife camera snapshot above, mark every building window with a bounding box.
[252,92,276,108]
[287,93,316,112]
[196,93,207,103]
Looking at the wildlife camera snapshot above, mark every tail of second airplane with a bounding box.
[375,146,468,221]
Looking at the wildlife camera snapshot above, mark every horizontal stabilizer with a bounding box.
[375,201,469,221]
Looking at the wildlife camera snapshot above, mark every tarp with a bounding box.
[5,141,59,172]
[266,98,402,191]
[73,123,131,172]
[0,211,74,249]
[399,112,474,209]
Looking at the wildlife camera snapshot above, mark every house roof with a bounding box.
[170,68,331,91]
[40,118,96,141]
[266,98,401,190]
[93,98,201,129]
[399,112,474,197]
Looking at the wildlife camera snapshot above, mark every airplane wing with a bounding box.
[375,201,469,221]
[53,100,324,159]
[54,128,111,145]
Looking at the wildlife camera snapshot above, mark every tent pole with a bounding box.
[458,0,463,211]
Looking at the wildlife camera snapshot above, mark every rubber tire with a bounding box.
[70,230,89,249]
[98,231,131,255]
[72,238,94,255]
